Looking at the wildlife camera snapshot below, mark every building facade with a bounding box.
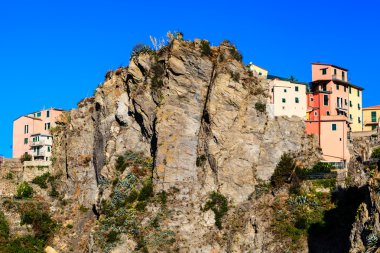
[363,105,380,131]
[248,62,268,78]
[13,108,64,161]
[306,63,363,165]
[268,76,307,118]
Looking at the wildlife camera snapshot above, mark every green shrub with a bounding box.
[0,211,9,242]
[151,61,165,94]
[159,191,167,206]
[231,72,240,82]
[200,40,212,56]
[371,147,380,159]
[106,230,119,243]
[311,162,333,173]
[130,43,153,59]
[20,153,32,163]
[16,182,33,199]
[3,236,45,253]
[20,207,57,241]
[138,179,154,201]
[31,173,51,189]
[49,187,60,198]
[270,154,297,190]
[204,192,228,229]
[255,102,266,113]
[115,156,125,172]
[229,46,243,62]
[4,172,13,180]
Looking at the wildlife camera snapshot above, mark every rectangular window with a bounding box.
[357,90,360,97]
[45,123,51,130]
[372,125,377,130]
[284,89,287,93]
[46,110,50,118]
[48,146,51,152]
[310,97,314,102]
[282,98,286,103]
[350,114,353,120]
[372,111,377,122]
[334,69,337,75]
[336,84,339,90]
[358,117,361,123]
[295,97,299,103]
[323,95,329,106]
[327,111,330,116]
[344,86,347,92]
[342,71,345,81]
[332,124,337,131]
[314,111,318,116]
[322,68,327,75]
[350,101,352,107]
[349,87,352,94]
[35,112,41,117]
[24,125,29,134]
[24,138,28,144]
[345,99,347,106]
[358,104,361,110]
[295,86,299,92]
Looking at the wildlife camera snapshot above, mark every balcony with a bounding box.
[336,103,348,112]
[332,74,348,83]
[365,119,379,125]
[32,150,47,157]
[30,139,52,147]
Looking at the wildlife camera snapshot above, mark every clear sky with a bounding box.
[0,0,379,157]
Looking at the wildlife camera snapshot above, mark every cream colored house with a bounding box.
[248,62,268,78]
[363,105,380,131]
[267,76,307,118]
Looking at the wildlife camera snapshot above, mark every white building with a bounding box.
[30,133,53,161]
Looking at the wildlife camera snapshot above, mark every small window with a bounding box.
[349,87,352,94]
[322,68,327,75]
[24,125,29,134]
[46,110,50,118]
[35,112,41,117]
[310,97,314,102]
[24,138,28,144]
[45,123,51,130]
[344,86,347,92]
[345,99,347,106]
[334,69,337,75]
[282,98,286,103]
[357,90,360,97]
[284,89,287,93]
[342,71,345,81]
[350,101,352,107]
[323,95,329,106]
[358,104,361,110]
[295,97,299,103]
[295,86,299,92]
[350,114,353,119]
[358,117,361,123]
[332,124,337,131]
[314,111,318,116]
[327,111,330,116]
[336,84,339,90]
[48,147,51,152]
[371,111,377,122]
[259,72,262,76]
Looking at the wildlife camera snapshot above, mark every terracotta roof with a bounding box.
[363,105,380,110]
[312,62,348,71]
[311,79,364,91]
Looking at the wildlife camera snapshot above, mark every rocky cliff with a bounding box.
[42,37,323,252]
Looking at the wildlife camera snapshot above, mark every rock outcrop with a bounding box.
[46,38,321,252]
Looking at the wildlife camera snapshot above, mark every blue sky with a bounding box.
[0,0,379,157]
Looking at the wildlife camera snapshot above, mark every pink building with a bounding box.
[13,108,65,161]
[306,63,363,166]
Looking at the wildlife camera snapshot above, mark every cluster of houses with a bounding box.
[250,62,380,169]
[11,62,380,170]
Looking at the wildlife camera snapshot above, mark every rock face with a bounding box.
[50,39,320,252]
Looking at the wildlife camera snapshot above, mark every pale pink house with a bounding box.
[13,108,65,160]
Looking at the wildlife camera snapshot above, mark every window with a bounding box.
[336,84,339,90]
[284,89,287,93]
[323,95,329,106]
[350,114,353,120]
[35,112,41,117]
[327,111,330,116]
[358,117,361,123]
[259,72,262,76]
[344,86,347,92]
[295,86,299,92]
[349,87,352,94]
[372,111,377,122]
[342,71,345,81]
[282,98,286,103]
[46,110,50,118]
[295,97,299,103]
[332,124,337,131]
[334,69,337,75]
[24,125,29,134]
[350,101,352,107]
[314,111,318,116]
[345,99,347,106]
[310,97,314,102]
[45,123,51,130]
[372,125,377,130]
[322,68,327,75]
[358,104,361,110]
[357,90,360,97]
[48,147,51,152]
[322,84,327,91]
[24,138,28,144]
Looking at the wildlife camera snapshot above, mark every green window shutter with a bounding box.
[282,98,286,103]
[350,101,352,107]
[357,90,360,97]
[24,138,28,144]
[332,124,337,131]
[295,86,299,92]
[336,84,339,90]
[371,111,377,122]
[322,69,327,75]
[46,110,50,118]
[349,87,352,94]
[295,97,299,103]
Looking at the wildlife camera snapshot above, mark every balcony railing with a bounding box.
[30,140,52,147]
[32,150,47,157]
[336,103,348,111]
[332,74,348,82]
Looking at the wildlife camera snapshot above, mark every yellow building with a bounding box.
[348,85,364,132]
[248,62,268,78]
[363,105,380,131]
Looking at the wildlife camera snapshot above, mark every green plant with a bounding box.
[371,147,380,159]
[2,236,45,253]
[20,207,57,241]
[138,179,154,201]
[0,211,9,242]
[203,191,228,229]
[200,40,212,56]
[66,224,73,229]
[106,230,119,243]
[31,172,51,189]
[270,154,297,190]
[49,187,60,198]
[20,153,32,163]
[229,46,243,62]
[16,182,33,199]
[79,205,89,213]
[231,71,240,82]
[159,191,167,206]
[115,155,126,172]
[4,172,13,180]
[196,154,207,167]
[255,102,266,113]
[130,43,153,59]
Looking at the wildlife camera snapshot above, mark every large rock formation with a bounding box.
[48,38,320,252]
